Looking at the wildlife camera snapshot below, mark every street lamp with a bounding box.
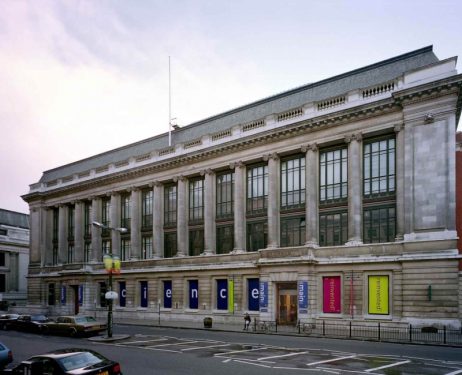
[92,221,127,338]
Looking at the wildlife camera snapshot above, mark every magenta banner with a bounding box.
[323,276,341,313]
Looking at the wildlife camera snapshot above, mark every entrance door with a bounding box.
[277,283,297,325]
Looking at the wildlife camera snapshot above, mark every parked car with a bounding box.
[43,316,107,337]
[0,342,13,369]
[8,315,52,333]
[2,348,122,374]
[0,314,19,330]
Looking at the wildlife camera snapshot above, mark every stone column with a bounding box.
[28,205,41,265]
[202,169,216,254]
[176,176,188,256]
[90,197,102,263]
[58,204,68,264]
[346,133,363,245]
[153,181,163,258]
[394,124,405,240]
[266,153,280,249]
[74,201,84,263]
[110,193,121,257]
[303,143,319,247]
[44,208,53,266]
[231,162,246,252]
[130,188,141,260]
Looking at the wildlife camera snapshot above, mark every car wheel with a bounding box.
[41,325,49,334]
[69,328,77,337]
[1,323,6,330]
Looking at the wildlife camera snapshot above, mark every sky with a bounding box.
[1,0,461,214]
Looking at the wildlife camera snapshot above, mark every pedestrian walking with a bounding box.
[243,312,251,331]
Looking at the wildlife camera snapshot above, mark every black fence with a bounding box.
[255,319,462,346]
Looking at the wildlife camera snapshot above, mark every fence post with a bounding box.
[322,320,325,336]
[378,322,381,341]
[253,318,256,332]
[349,321,352,338]
[409,324,412,342]
[275,321,278,333]
[444,326,446,344]
[298,320,301,334]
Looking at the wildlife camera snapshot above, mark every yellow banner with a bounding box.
[228,280,234,312]
[368,276,389,315]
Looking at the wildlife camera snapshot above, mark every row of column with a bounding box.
[37,128,405,266]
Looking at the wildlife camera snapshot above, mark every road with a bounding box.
[1,324,461,374]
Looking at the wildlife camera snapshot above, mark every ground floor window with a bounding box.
[363,206,396,243]
[247,221,267,252]
[319,211,347,246]
[280,216,305,247]
[47,283,55,305]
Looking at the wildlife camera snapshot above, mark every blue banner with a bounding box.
[259,281,268,311]
[140,281,148,308]
[189,280,198,309]
[78,285,83,306]
[217,279,228,310]
[119,281,126,307]
[248,278,260,311]
[298,281,308,312]
[60,285,66,305]
[163,280,172,308]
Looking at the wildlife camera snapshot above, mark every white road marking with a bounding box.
[214,347,267,356]
[182,343,231,351]
[123,338,168,345]
[307,355,356,366]
[233,360,272,368]
[258,351,309,361]
[365,360,410,372]
[147,341,198,347]
[444,370,462,375]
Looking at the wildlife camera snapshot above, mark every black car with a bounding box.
[2,348,122,374]
[0,314,19,330]
[8,315,51,333]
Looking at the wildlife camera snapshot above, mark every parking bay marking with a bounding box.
[215,347,268,357]
[307,355,357,366]
[182,343,231,351]
[365,360,410,373]
[257,351,309,361]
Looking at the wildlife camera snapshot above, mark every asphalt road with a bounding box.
[1,324,461,374]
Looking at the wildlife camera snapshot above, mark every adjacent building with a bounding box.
[0,209,29,308]
[22,46,462,328]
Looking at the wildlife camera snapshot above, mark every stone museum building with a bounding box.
[0,209,29,308]
[23,46,462,328]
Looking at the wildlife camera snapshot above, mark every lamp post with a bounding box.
[92,221,127,338]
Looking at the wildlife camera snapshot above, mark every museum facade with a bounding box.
[23,46,462,328]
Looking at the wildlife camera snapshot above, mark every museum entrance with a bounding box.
[277,282,297,325]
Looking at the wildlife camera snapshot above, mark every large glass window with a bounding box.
[120,194,131,231]
[247,221,267,252]
[102,240,111,257]
[67,245,74,263]
[216,225,234,254]
[142,235,153,259]
[52,208,59,243]
[48,283,55,306]
[164,232,177,258]
[120,238,131,261]
[189,229,204,256]
[164,184,177,226]
[189,178,204,223]
[142,189,153,228]
[216,172,234,218]
[84,242,91,263]
[101,197,111,237]
[84,202,92,239]
[281,217,305,247]
[67,205,75,241]
[319,211,348,246]
[247,164,268,214]
[320,148,348,202]
[363,206,395,243]
[364,138,395,197]
[281,156,305,209]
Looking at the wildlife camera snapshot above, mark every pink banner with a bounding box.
[323,276,341,313]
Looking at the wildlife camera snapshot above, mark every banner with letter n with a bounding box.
[60,285,66,305]
[216,279,227,310]
[189,280,198,309]
[78,285,83,306]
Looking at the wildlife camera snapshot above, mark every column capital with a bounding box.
[301,143,318,153]
[200,168,214,176]
[128,186,141,192]
[153,180,162,187]
[229,161,245,170]
[345,132,362,143]
[263,153,279,161]
[394,123,405,133]
[173,175,186,183]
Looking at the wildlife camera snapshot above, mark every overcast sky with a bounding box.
[1,0,461,214]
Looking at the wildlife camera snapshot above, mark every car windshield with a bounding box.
[74,317,91,323]
[31,315,47,321]
[57,352,103,371]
